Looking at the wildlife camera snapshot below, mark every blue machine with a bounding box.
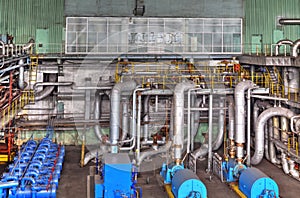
[0,134,65,198]
[160,162,184,184]
[160,163,207,198]
[239,167,279,198]
[222,158,246,182]
[95,153,141,198]
[171,169,207,198]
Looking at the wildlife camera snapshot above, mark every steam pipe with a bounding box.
[83,146,107,165]
[235,80,255,161]
[94,92,105,141]
[143,95,150,141]
[34,74,57,101]
[121,98,129,142]
[292,39,300,57]
[251,107,295,165]
[110,80,137,153]
[213,97,225,151]
[18,59,25,89]
[275,39,293,56]
[227,96,235,140]
[270,117,280,164]
[173,81,195,161]
[137,141,172,166]
[279,18,300,25]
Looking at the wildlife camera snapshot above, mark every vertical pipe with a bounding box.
[18,59,25,89]
[281,117,289,144]
[143,96,150,141]
[136,93,142,160]
[121,98,129,142]
[246,89,251,166]
[269,117,280,164]
[208,93,213,172]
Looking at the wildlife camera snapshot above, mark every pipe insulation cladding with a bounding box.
[251,107,295,165]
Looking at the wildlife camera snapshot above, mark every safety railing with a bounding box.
[0,91,34,130]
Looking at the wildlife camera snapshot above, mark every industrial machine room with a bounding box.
[0,0,300,197]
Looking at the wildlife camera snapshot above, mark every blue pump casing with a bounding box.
[239,167,279,198]
[171,169,207,198]
[0,135,65,198]
[160,163,184,184]
[95,153,139,198]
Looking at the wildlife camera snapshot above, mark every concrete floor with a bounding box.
[54,146,300,198]
[1,147,296,198]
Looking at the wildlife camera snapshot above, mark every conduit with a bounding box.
[251,107,295,165]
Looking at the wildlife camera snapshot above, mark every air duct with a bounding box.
[251,107,295,165]
[110,80,137,153]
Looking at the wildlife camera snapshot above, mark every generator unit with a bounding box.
[0,135,65,198]
[95,153,141,198]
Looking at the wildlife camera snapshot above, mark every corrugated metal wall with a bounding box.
[0,0,64,53]
[65,0,244,18]
[244,0,300,53]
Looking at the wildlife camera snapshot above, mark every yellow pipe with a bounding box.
[164,184,175,198]
[230,182,247,198]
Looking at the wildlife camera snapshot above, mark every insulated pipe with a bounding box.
[270,117,280,164]
[121,98,129,142]
[287,67,299,94]
[213,97,225,151]
[137,141,172,166]
[94,92,105,141]
[18,59,25,89]
[110,80,137,153]
[143,95,150,141]
[83,146,107,165]
[23,39,35,51]
[34,74,57,101]
[235,80,255,161]
[275,39,293,56]
[251,107,295,165]
[173,81,195,161]
[227,96,235,140]
[279,18,300,25]
[264,120,270,161]
[292,39,300,57]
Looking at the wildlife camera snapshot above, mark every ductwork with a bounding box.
[275,39,293,56]
[251,107,295,165]
[292,39,300,57]
[173,81,195,160]
[34,74,57,101]
[110,80,137,153]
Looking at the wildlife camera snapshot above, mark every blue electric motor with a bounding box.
[95,153,140,198]
[171,169,207,198]
[239,167,279,198]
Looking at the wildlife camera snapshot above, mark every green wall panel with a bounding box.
[244,0,300,54]
[0,0,64,53]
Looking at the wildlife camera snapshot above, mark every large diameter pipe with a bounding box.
[251,107,295,165]
[34,74,57,101]
[110,80,137,153]
[235,80,255,143]
[18,59,26,89]
[275,39,293,56]
[94,92,106,141]
[292,39,300,57]
[173,81,195,160]
[143,95,150,141]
